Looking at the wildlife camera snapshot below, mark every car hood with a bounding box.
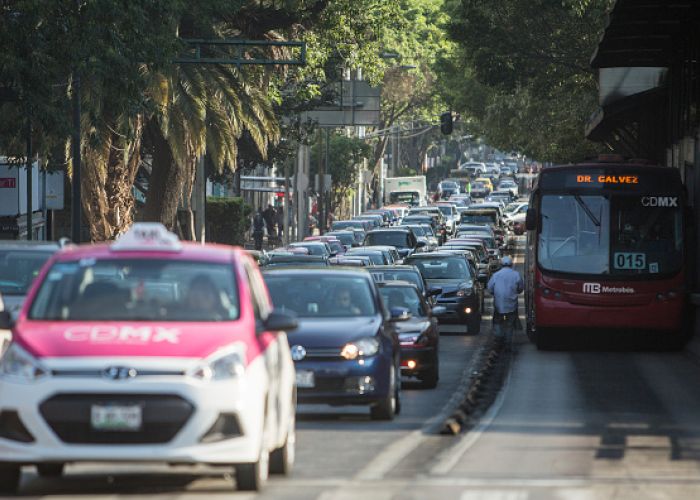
[394,318,430,334]
[287,316,381,348]
[13,319,265,362]
[425,278,470,294]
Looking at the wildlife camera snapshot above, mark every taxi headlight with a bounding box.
[341,337,380,360]
[190,343,247,381]
[0,343,47,382]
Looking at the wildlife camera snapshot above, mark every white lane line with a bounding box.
[274,475,700,489]
[430,342,515,475]
[353,428,427,480]
[461,491,529,500]
[354,337,489,480]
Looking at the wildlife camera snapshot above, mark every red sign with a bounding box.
[0,178,16,188]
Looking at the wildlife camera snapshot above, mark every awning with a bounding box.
[591,0,698,69]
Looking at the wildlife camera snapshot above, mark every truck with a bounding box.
[383,176,427,207]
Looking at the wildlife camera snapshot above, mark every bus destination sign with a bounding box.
[540,167,683,193]
[575,174,639,185]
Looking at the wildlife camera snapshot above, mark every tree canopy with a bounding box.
[440,0,612,163]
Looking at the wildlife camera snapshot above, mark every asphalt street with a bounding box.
[14,234,700,500]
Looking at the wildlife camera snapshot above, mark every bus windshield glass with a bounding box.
[538,194,682,276]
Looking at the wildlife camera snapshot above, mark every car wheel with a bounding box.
[269,414,295,475]
[0,464,20,495]
[36,463,64,477]
[235,445,269,491]
[370,366,397,421]
[468,313,481,335]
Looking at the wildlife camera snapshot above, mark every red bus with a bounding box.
[524,160,689,349]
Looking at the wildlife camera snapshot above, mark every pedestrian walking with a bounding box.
[263,204,276,238]
[251,208,266,251]
[275,206,284,238]
[487,256,524,340]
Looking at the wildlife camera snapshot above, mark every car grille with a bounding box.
[39,393,193,444]
[50,369,185,378]
[303,347,343,359]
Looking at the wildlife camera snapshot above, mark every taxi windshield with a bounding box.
[29,259,239,322]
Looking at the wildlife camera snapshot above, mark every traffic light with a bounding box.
[440,111,453,135]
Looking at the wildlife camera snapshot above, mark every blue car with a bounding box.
[263,268,405,420]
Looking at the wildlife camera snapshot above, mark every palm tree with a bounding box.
[141,62,280,231]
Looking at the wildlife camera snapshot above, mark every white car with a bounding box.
[0,224,298,494]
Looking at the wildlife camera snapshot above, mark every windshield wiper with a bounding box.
[574,195,600,227]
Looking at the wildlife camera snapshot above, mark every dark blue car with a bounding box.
[263,268,405,420]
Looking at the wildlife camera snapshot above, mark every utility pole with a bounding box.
[25,115,32,240]
[283,159,290,245]
[317,131,324,235]
[71,73,82,243]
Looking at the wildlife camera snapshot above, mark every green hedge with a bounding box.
[206,197,252,246]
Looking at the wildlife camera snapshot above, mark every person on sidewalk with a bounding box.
[487,255,524,340]
[251,208,266,251]
[263,204,276,238]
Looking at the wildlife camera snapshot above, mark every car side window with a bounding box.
[243,261,270,320]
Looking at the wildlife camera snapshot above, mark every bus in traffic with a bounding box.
[524,158,688,349]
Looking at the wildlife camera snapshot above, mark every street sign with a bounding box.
[46,171,65,210]
[302,80,381,127]
[314,174,332,193]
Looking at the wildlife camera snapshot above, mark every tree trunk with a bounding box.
[80,116,143,241]
[142,118,193,230]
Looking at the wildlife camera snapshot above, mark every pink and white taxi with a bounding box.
[0,224,298,493]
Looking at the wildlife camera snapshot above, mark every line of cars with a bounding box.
[0,185,528,493]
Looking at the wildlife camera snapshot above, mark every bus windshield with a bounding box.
[538,194,682,276]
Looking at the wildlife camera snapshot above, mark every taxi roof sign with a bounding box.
[111,223,182,252]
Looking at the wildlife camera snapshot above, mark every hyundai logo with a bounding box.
[290,345,307,361]
[102,366,138,380]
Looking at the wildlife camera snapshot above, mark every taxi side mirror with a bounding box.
[0,311,13,330]
[525,208,537,231]
[261,310,298,333]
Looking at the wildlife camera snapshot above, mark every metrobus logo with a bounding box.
[582,283,635,294]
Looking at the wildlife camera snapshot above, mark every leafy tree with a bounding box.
[310,132,371,213]
[440,0,611,163]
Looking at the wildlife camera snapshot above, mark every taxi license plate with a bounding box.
[295,370,315,388]
[90,405,142,431]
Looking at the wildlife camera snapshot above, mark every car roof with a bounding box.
[370,265,419,271]
[406,252,462,259]
[262,267,372,277]
[367,227,411,233]
[291,241,326,247]
[377,280,419,289]
[359,245,395,252]
[51,241,240,264]
[269,254,327,261]
[0,241,60,251]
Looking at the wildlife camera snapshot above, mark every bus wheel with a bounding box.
[535,328,555,351]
